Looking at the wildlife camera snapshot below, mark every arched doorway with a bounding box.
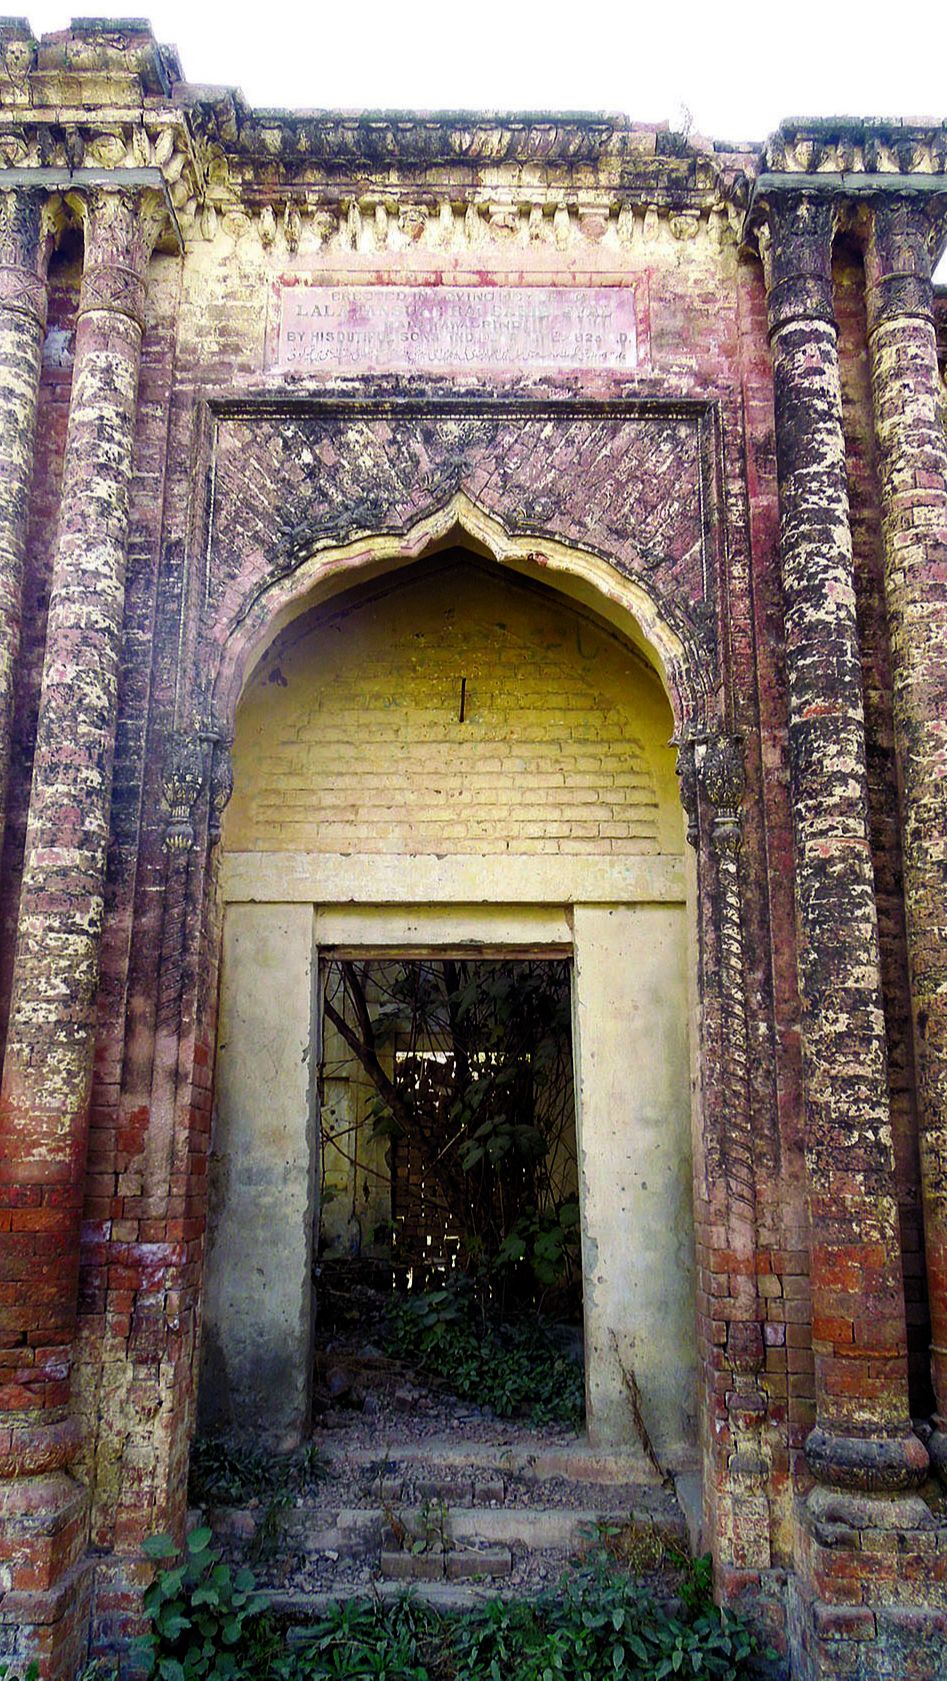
[200,539,697,1475]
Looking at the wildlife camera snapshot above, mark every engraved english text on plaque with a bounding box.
[276,284,637,373]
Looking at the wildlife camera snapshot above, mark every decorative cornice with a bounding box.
[0,125,202,248]
[2,24,947,259]
[765,119,947,178]
[185,97,728,173]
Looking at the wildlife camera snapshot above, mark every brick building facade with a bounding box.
[0,16,946,1679]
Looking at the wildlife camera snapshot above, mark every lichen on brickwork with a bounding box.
[0,16,945,1681]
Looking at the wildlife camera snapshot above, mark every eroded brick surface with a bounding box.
[0,21,944,1679]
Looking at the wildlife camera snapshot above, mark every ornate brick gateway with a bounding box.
[0,17,946,1679]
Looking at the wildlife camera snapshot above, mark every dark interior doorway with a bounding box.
[314,956,584,1427]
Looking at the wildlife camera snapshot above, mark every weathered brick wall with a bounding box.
[226,557,681,858]
[0,27,945,1677]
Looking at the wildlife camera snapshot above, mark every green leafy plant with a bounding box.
[412,1497,449,1556]
[494,1200,581,1288]
[188,1434,324,1508]
[0,1660,114,1681]
[249,1489,294,1563]
[386,1287,584,1425]
[453,1551,763,1681]
[137,1536,769,1681]
[138,1525,271,1681]
[292,1595,440,1679]
[188,1436,325,1569]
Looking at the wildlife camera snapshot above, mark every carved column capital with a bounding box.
[865,193,947,334]
[77,184,166,328]
[697,733,745,854]
[755,189,838,337]
[0,186,51,328]
[161,732,205,855]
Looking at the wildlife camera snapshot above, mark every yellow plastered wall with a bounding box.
[225,554,682,858]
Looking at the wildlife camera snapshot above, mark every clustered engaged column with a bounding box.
[0,187,49,843]
[0,185,161,1495]
[763,190,927,1498]
[865,193,947,1480]
[698,735,770,1568]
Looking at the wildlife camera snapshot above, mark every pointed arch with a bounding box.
[207,491,714,737]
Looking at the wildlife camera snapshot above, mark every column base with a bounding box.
[0,1471,91,1679]
[805,1425,929,1493]
[791,1487,947,1681]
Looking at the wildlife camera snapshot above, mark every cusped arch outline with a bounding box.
[207,491,717,739]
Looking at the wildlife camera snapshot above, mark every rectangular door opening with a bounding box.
[315,954,585,1433]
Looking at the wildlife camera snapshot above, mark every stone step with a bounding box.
[387,1503,685,1552]
[318,1434,667,1488]
[381,1543,513,1583]
[378,1471,506,1505]
[208,1499,687,1565]
[274,1580,512,1632]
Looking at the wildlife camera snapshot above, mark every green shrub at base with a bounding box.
[138,1526,271,1680]
[139,1533,771,1681]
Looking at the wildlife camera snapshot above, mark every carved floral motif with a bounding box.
[699,732,745,852]
[161,734,205,854]
[0,187,48,324]
[79,186,167,325]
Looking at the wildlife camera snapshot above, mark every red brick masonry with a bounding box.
[0,19,946,1679]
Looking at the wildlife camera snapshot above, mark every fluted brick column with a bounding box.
[0,187,49,845]
[865,193,947,1480]
[0,180,163,1447]
[699,735,770,1568]
[763,190,927,1496]
[0,184,163,1673]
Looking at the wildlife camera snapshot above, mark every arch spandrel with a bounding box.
[199,397,725,738]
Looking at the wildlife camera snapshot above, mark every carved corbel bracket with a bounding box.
[207,734,234,846]
[674,734,700,849]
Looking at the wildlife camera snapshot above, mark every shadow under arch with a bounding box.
[201,494,703,1478]
[208,491,715,740]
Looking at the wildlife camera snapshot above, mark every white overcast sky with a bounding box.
[20,3,947,140]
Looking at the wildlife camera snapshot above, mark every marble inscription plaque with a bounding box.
[276,284,637,372]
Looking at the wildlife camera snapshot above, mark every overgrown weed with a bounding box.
[138,1535,772,1680]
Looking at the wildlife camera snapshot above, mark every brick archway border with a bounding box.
[81,387,773,1637]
